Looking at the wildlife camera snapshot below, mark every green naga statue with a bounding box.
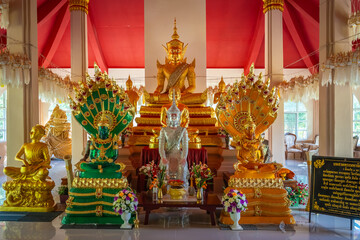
[62,64,135,225]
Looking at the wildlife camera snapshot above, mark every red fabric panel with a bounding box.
[37,0,319,70]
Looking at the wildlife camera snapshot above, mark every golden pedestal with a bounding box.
[220,177,295,225]
[0,179,56,212]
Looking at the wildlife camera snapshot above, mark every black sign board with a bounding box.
[310,156,360,220]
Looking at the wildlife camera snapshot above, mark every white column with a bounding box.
[264,1,285,165]
[69,0,89,161]
[144,0,206,93]
[319,0,352,157]
[7,0,38,167]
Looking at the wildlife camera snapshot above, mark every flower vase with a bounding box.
[121,211,132,229]
[196,188,203,201]
[158,187,163,200]
[230,212,243,230]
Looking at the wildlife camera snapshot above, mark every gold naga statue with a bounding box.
[1,125,55,211]
[143,19,207,105]
[216,65,295,224]
[43,104,72,159]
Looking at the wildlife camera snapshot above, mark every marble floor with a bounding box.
[0,158,358,240]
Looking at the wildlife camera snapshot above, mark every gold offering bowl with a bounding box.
[169,186,186,200]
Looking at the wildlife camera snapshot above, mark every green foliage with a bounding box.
[58,185,69,195]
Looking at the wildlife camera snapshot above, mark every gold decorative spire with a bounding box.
[172,18,179,40]
[164,18,187,52]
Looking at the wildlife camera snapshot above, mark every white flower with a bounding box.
[229,198,234,203]
[224,202,230,207]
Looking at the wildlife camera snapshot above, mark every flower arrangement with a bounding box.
[157,165,167,188]
[122,126,133,138]
[286,182,309,207]
[57,185,68,195]
[139,160,157,179]
[222,189,248,213]
[113,188,138,215]
[218,128,229,137]
[168,179,184,188]
[190,163,214,189]
[149,178,158,190]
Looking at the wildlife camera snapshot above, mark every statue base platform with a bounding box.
[61,176,133,225]
[1,179,55,212]
[219,177,295,225]
[0,205,56,212]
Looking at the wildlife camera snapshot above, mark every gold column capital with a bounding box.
[69,0,89,14]
[263,0,284,13]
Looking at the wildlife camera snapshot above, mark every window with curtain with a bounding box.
[284,101,308,140]
[353,95,360,137]
[0,90,6,142]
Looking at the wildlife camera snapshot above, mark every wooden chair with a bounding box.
[353,135,360,157]
[284,132,303,160]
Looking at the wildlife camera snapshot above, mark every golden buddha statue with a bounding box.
[213,77,226,105]
[43,104,72,159]
[129,20,222,171]
[125,76,140,113]
[144,19,207,105]
[1,125,55,211]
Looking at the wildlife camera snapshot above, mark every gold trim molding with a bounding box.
[263,0,284,13]
[228,178,284,189]
[72,177,128,189]
[135,117,217,126]
[69,0,89,14]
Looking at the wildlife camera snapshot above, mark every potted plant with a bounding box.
[286,182,309,207]
[113,188,138,229]
[222,189,248,230]
[190,163,214,200]
[58,185,69,204]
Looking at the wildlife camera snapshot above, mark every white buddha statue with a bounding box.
[159,93,189,187]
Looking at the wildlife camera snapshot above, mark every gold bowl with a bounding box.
[169,187,186,200]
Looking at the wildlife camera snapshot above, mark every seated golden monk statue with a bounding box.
[213,76,226,105]
[43,104,72,159]
[125,76,140,113]
[144,19,207,105]
[1,125,55,211]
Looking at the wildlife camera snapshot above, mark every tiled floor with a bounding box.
[0,158,358,239]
